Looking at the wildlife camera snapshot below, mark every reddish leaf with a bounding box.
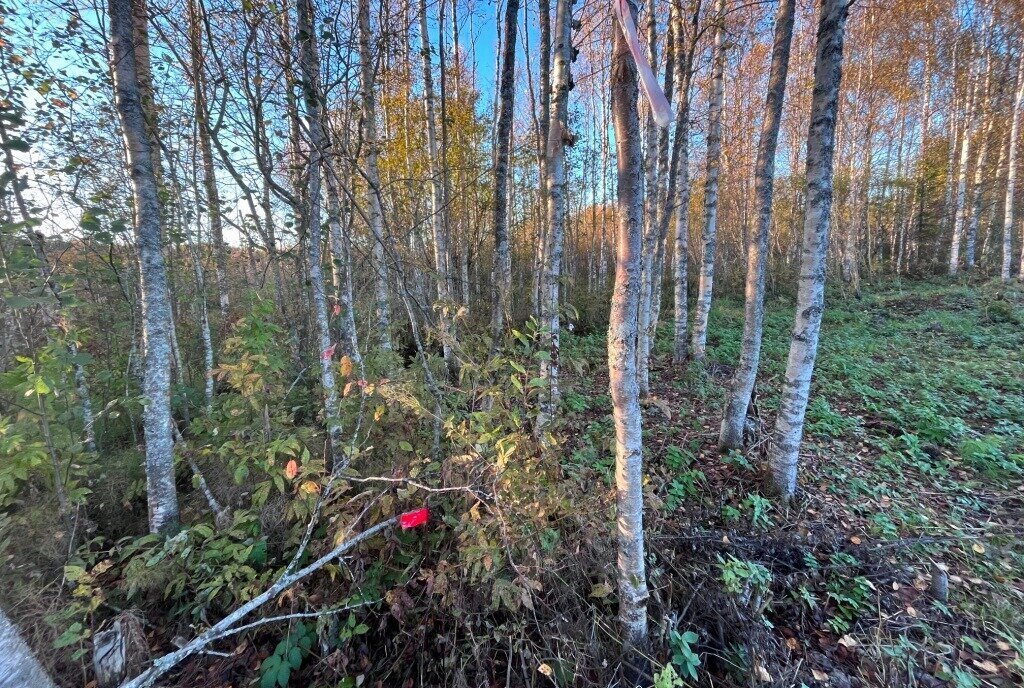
[284,460,299,480]
[332,303,341,316]
[399,507,429,529]
[322,343,337,361]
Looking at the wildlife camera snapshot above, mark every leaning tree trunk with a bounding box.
[108,0,179,534]
[1005,53,1024,280]
[719,0,796,451]
[689,0,727,360]
[490,0,518,341]
[610,0,649,673]
[419,0,457,378]
[0,610,57,688]
[768,0,850,500]
[295,0,344,470]
[358,0,393,351]
[537,0,571,433]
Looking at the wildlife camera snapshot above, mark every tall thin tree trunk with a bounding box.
[768,0,850,500]
[966,52,996,270]
[1004,53,1024,280]
[950,58,980,276]
[537,0,571,431]
[358,0,393,350]
[295,0,344,469]
[490,0,518,340]
[419,0,457,377]
[671,3,696,366]
[187,0,229,319]
[719,0,795,451]
[108,0,179,534]
[610,0,649,671]
[690,0,726,360]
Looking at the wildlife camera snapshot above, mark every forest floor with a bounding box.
[4,278,1024,688]
[557,276,1024,687]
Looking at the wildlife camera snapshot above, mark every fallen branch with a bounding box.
[118,516,397,688]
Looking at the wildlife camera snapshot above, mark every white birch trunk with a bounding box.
[1005,54,1024,280]
[690,0,727,360]
[419,0,457,377]
[295,0,344,469]
[358,0,393,350]
[769,0,850,500]
[610,0,649,667]
[0,610,57,688]
[720,0,795,451]
[537,0,570,432]
[950,60,980,276]
[108,0,179,534]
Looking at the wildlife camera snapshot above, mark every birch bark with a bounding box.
[1004,54,1024,280]
[610,0,649,667]
[719,0,795,451]
[769,0,850,500]
[690,0,726,360]
[108,0,179,533]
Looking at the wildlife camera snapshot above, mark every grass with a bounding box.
[563,277,1024,686]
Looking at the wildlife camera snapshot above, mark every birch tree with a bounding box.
[108,0,179,534]
[295,0,344,469]
[490,0,518,340]
[1002,52,1023,280]
[358,0,393,350]
[719,0,795,451]
[419,0,457,377]
[689,0,726,360]
[768,0,851,500]
[608,0,671,668]
[537,0,571,432]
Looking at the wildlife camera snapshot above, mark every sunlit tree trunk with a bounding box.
[719,0,795,451]
[537,0,571,432]
[1004,53,1024,280]
[966,48,996,270]
[295,0,344,469]
[610,0,648,669]
[769,0,850,500]
[490,0,518,340]
[108,0,179,534]
[950,57,980,276]
[690,0,726,360]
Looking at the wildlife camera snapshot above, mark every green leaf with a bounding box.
[399,440,413,452]
[276,663,291,687]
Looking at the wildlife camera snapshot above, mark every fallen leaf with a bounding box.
[811,668,829,682]
[786,637,800,651]
[538,663,553,678]
[971,659,999,673]
[850,535,862,545]
[590,582,614,599]
[906,606,918,618]
[972,543,986,554]
[838,635,858,648]
[755,664,772,682]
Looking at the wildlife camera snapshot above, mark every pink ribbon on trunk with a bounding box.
[613,0,672,128]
